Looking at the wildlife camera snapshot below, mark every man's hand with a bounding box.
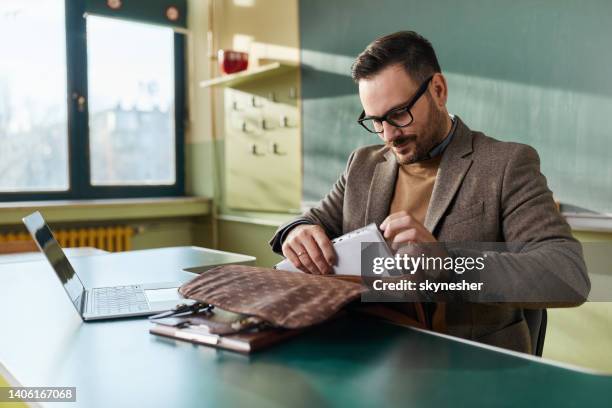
[282,224,336,274]
[381,211,450,283]
[380,211,437,249]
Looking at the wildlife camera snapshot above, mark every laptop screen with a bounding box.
[22,211,86,314]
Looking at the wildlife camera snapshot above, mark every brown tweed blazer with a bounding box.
[270,116,590,354]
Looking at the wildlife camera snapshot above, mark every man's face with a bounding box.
[358,64,448,164]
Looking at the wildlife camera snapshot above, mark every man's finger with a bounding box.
[383,215,416,239]
[391,228,418,250]
[312,230,336,266]
[302,236,330,274]
[289,237,320,274]
[380,211,408,229]
[296,249,318,274]
[283,245,307,273]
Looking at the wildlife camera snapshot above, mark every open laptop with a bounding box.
[23,211,192,321]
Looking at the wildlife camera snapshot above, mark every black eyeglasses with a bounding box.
[357,75,433,134]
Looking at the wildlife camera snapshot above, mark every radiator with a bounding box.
[0,226,134,252]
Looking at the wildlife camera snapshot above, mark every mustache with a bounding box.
[388,135,417,148]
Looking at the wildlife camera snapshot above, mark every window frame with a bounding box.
[0,0,185,202]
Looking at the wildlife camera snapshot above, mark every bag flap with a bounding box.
[179,265,365,329]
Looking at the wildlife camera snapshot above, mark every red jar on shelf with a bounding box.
[218,50,249,74]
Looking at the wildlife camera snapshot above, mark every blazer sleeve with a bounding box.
[449,144,590,307]
[269,151,356,255]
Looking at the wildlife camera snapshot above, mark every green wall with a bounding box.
[217,218,284,267]
[299,0,612,213]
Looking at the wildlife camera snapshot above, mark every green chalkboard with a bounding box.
[299,0,612,213]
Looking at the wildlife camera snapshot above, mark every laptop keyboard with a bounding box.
[91,285,150,315]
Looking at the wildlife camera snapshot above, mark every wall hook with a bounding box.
[271,142,286,156]
[250,144,265,156]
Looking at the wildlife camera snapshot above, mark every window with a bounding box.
[87,16,176,186]
[0,0,69,192]
[0,1,185,201]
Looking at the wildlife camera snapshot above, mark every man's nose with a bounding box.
[382,121,402,143]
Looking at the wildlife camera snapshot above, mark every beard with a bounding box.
[389,97,448,165]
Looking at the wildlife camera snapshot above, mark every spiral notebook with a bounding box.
[149,307,303,353]
[274,223,394,276]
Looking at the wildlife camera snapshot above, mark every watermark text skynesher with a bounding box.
[369,252,486,293]
[372,279,483,292]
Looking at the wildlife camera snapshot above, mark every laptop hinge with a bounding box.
[80,290,88,316]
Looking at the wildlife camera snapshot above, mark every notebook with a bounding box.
[275,223,394,276]
[149,308,302,353]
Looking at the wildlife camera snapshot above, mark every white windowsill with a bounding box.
[563,212,612,233]
[0,197,211,225]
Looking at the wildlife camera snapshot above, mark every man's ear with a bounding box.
[430,73,448,108]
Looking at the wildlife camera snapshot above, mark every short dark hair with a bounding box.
[351,31,441,83]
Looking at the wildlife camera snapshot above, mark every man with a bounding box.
[269,31,590,354]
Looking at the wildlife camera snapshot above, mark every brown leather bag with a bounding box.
[179,264,426,330]
[179,264,365,329]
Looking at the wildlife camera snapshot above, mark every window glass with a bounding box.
[0,0,69,192]
[87,15,176,186]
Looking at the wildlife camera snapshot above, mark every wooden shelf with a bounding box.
[199,62,297,89]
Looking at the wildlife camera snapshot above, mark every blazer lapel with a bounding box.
[424,118,474,233]
[365,149,398,226]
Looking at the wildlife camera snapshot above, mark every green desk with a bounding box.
[0,247,609,407]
